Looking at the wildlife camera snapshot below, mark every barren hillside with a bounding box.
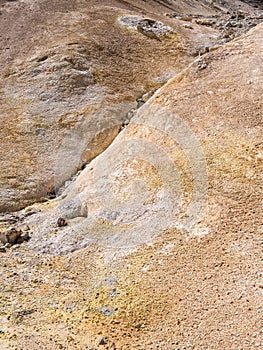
[0,1,262,349]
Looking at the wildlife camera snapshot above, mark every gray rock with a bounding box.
[98,337,108,346]
[98,307,118,316]
[57,217,68,228]
[16,231,30,244]
[0,228,30,246]
[0,228,22,245]
[118,15,174,38]
[0,246,6,253]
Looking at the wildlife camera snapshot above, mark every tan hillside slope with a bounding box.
[1,0,262,212]
[0,23,261,349]
[0,0,226,212]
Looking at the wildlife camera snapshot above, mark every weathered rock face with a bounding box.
[9,22,261,257]
[1,0,261,212]
[0,22,261,350]
[0,0,226,212]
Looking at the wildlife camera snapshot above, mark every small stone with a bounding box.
[0,227,23,245]
[16,231,30,244]
[11,244,20,251]
[57,217,67,227]
[109,288,120,298]
[98,307,117,316]
[195,19,214,26]
[4,243,12,249]
[98,337,108,346]
[0,246,6,253]
[183,24,193,29]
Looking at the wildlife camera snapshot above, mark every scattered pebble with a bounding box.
[57,217,67,227]
[98,307,118,316]
[0,246,6,253]
[98,337,108,346]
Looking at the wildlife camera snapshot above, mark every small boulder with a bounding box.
[57,217,68,227]
[0,228,30,246]
[0,228,21,244]
[16,231,30,244]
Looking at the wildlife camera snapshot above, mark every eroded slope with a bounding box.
[0,22,262,349]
